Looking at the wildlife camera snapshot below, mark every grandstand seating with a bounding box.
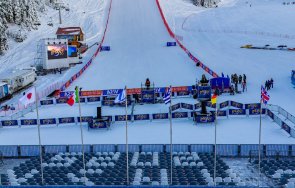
[0,152,245,186]
[252,159,295,187]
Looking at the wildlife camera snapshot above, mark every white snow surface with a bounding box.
[158,0,295,114]
[1,0,295,145]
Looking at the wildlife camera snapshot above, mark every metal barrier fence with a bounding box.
[0,144,294,158]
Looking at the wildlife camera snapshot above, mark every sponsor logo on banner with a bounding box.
[127,88,141,95]
[103,89,122,96]
[58,117,75,124]
[219,101,229,109]
[181,103,193,110]
[196,115,215,123]
[249,108,266,115]
[206,102,216,108]
[100,46,111,51]
[177,91,189,96]
[56,98,68,104]
[78,116,93,123]
[90,121,108,129]
[230,101,244,109]
[167,42,176,46]
[170,103,181,112]
[172,112,188,119]
[267,110,274,120]
[21,119,37,126]
[211,110,227,117]
[81,90,102,97]
[172,86,189,92]
[245,103,261,109]
[40,118,56,125]
[134,114,150,121]
[115,115,131,121]
[142,90,155,103]
[102,100,115,106]
[87,97,100,102]
[1,120,18,126]
[152,113,169,120]
[40,100,54,106]
[229,109,246,115]
[197,86,211,100]
[282,122,291,134]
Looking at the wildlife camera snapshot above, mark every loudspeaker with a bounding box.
[97,107,102,119]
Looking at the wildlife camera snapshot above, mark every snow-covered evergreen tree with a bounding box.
[192,0,221,8]
[0,0,53,54]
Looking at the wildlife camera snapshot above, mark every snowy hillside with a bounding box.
[159,0,295,113]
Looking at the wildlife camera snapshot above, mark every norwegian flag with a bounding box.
[261,86,270,104]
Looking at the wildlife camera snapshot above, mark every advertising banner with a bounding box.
[197,86,211,100]
[47,44,67,60]
[40,100,54,106]
[172,112,188,119]
[40,118,56,125]
[134,114,150,121]
[195,115,215,123]
[181,103,194,110]
[87,97,100,102]
[152,113,169,120]
[229,109,246,115]
[20,119,37,126]
[245,103,261,109]
[249,108,266,115]
[267,109,274,120]
[58,117,75,124]
[282,122,291,134]
[170,103,181,112]
[167,42,176,46]
[219,101,229,109]
[141,89,155,103]
[1,120,18,126]
[211,110,227,117]
[230,101,244,109]
[115,115,131,121]
[77,116,93,123]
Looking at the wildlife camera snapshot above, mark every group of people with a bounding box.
[265,78,274,91]
[230,73,247,95]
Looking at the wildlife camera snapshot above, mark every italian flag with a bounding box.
[67,87,80,106]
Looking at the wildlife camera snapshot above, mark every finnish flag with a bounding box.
[115,89,126,103]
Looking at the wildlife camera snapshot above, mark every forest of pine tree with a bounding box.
[0,0,55,54]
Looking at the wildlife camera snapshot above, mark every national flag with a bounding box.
[67,87,79,106]
[261,86,270,104]
[115,89,126,103]
[19,88,36,106]
[211,94,217,105]
[164,86,172,104]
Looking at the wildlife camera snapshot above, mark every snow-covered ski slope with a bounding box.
[68,0,204,91]
[159,0,295,113]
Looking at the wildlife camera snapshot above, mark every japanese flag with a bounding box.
[19,88,36,106]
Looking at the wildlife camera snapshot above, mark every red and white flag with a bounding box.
[19,88,36,106]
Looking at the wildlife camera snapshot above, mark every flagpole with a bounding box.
[214,102,217,186]
[35,86,44,185]
[169,86,173,185]
[77,86,86,184]
[258,98,263,187]
[125,86,129,185]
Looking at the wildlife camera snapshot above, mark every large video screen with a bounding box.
[47,44,68,60]
[68,45,78,57]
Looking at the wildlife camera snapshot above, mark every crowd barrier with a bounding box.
[0,144,294,158]
[0,186,257,188]
[155,0,219,78]
[1,101,294,138]
[59,0,113,91]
